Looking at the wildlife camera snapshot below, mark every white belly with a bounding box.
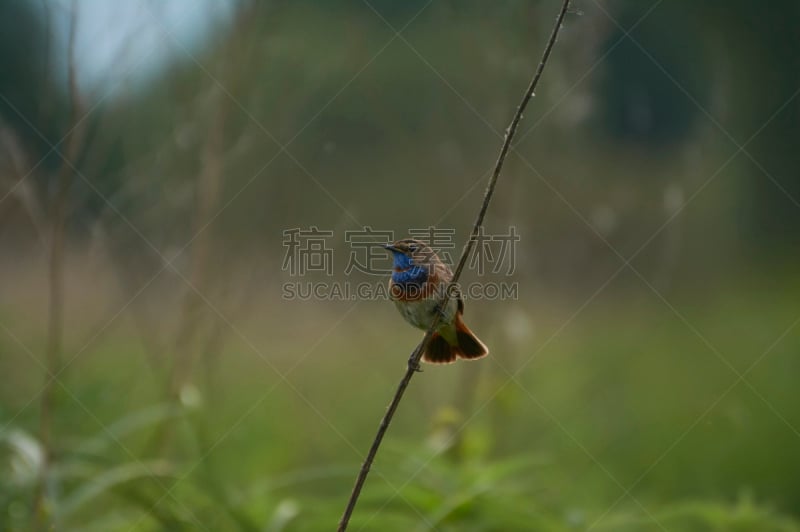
[395,295,458,331]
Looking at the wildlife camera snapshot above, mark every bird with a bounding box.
[384,238,489,364]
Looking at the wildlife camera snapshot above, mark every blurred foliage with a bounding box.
[2,280,800,530]
[1,0,799,530]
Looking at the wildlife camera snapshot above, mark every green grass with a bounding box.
[1,274,799,531]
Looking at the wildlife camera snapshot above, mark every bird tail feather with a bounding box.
[421,315,488,364]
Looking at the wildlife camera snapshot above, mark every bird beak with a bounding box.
[383,244,399,253]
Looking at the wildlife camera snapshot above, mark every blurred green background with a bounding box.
[1,0,799,530]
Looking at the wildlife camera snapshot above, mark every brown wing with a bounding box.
[434,259,453,283]
[431,260,464,314]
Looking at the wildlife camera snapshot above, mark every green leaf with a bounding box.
[58,460,174,519]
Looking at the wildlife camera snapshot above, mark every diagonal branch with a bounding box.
[337,1,573,529]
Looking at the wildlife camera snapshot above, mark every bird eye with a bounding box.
[408,244,417,252]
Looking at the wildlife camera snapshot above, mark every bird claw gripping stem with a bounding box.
[407,353,423,372]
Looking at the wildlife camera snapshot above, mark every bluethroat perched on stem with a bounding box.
[384,238,489,364]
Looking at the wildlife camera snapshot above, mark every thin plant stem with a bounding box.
[35,1,85,527]
[337,1,573,529]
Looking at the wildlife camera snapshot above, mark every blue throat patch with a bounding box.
[391,252,428,287]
